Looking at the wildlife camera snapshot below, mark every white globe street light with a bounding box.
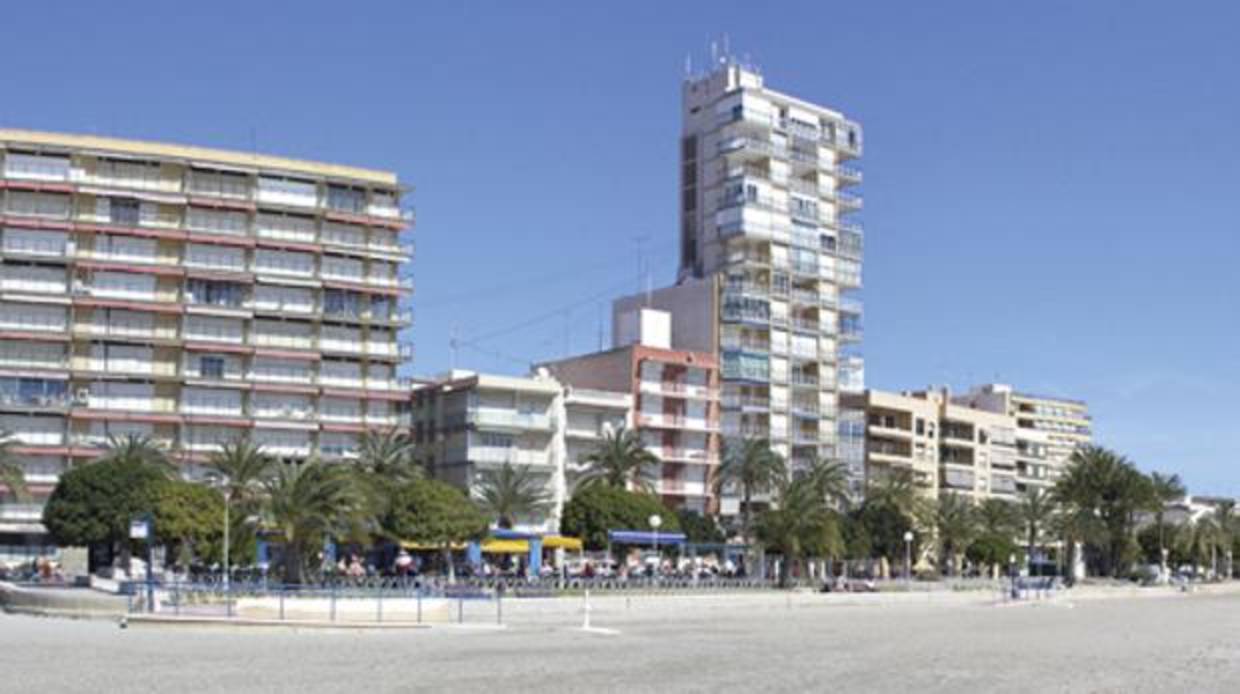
[903,531,914,589]
[649,514,662,563]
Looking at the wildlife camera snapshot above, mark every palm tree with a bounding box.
[1148,471,1186,570]
[205,438,275,508]
[1052,445,1150,577]
[100,433,173,470]
[713,437,787,551]
[356,429,423,483]
[262,460,368,584]
[0,432,28,502]
[756,473,843,587]
[864,467,919,518]
[1018,488,1056,571]
[474,463,552,529]
[928,492,978,577]
[801,458,852,510]
[579,427,657,491]
[1211,500,1235,579]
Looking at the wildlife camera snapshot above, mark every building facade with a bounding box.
[0,129,414,560]
[953,384,1093,493]
[843,387,1020,501]
[615,58,865,498]
[541,308,721,513]
[410,370,631,533]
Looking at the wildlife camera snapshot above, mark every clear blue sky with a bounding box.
[3,1,1237,494]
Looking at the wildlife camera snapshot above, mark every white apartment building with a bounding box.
[614,57,864,496]
[0,129,413,561]
[411,370,631,534]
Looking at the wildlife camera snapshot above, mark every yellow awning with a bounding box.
[542,536,583,551]
[481,539,529,554]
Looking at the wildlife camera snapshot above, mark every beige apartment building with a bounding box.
[842,388,1021,501]
[614,56,866,500]
[954,384,1093,492]
[0,129,413,561]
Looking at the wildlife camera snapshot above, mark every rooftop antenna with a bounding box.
[710,40,718,65]
[449,323,459,370]
[723,33,731,61]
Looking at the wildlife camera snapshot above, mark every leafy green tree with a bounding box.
[473,463,552,529]
[386,478,488,582]
[101,434,173,470]
[0,432,28,502]
[864,468,919,518]
[262,461,369,584]
[579,427,658,491]
[757,474,844,587]
[1053,445,1151,577]
[559,484,679,551]
[800,458,852,509]
[152,479,226,567]
[677,509,725,545]
[42,447,171,572]
[713,438,786,551]
[850,498,916,562]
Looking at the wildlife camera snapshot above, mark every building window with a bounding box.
[199,356,225,380]
[109,198,140,226]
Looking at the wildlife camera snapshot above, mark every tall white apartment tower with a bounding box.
[620,58,865,497]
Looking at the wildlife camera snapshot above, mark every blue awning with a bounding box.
[607,530,688,546]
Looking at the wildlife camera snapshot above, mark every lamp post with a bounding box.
[1008,553,1018,600]
[1161,547,1170,585]
[206,473,232,591]
[903,531,914,590]
[649,514,662,576]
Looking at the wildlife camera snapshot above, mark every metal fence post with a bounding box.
[226,582,234,618]
[457,596,463,624]
[377,587,383,624]
[330,584,337,622]
[417,590,422,624]
[496,590,502,626]
[279,586,286,621]
[174,583,181,617]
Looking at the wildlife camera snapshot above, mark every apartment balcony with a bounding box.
[790,317,820,333]
[1,236,74,260]
[0,390,71,412]
[721,306,770,325]
[836,165,863,186]
[639,379,715,400]
[466,408,554,432]
[0,503,45,523]
[469,447,551,468]
[721,394,770,411]
[723,279,769,298]
[790,400,819,418]
[837,229,864,261]
[837,191,863,212]
[792,430,821,446]
[790,373,819,388]
[720,339,769,356]
[739,425,771,439]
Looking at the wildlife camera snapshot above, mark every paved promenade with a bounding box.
[3,587,1239,692]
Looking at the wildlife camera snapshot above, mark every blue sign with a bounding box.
[607,530,688,546]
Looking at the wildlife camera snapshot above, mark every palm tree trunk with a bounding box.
[282,543,302,585]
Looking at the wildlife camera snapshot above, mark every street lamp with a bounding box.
[206,473,232,592]
[902,531,914,590]
[1008,552,1018,600]
[649,514,662,571]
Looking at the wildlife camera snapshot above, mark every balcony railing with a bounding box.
[467,409,553,431]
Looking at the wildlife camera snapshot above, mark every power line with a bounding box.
[417,238,677,311]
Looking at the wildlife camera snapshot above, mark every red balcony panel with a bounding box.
[188,197,257,213]
[253,347,320,361]
[252,383,318,395]
[74,222,187,241]
[321,423,367,433]
[185,231,256,248]
[183,415,252,428]
[68,409,182,425]
[0,216,73,231]
[183,342,253,355]
[0,180,74,194]
[0,330,69,342]
[255,238,320,253]
[73,297,183,315]
[77,260,184,278]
